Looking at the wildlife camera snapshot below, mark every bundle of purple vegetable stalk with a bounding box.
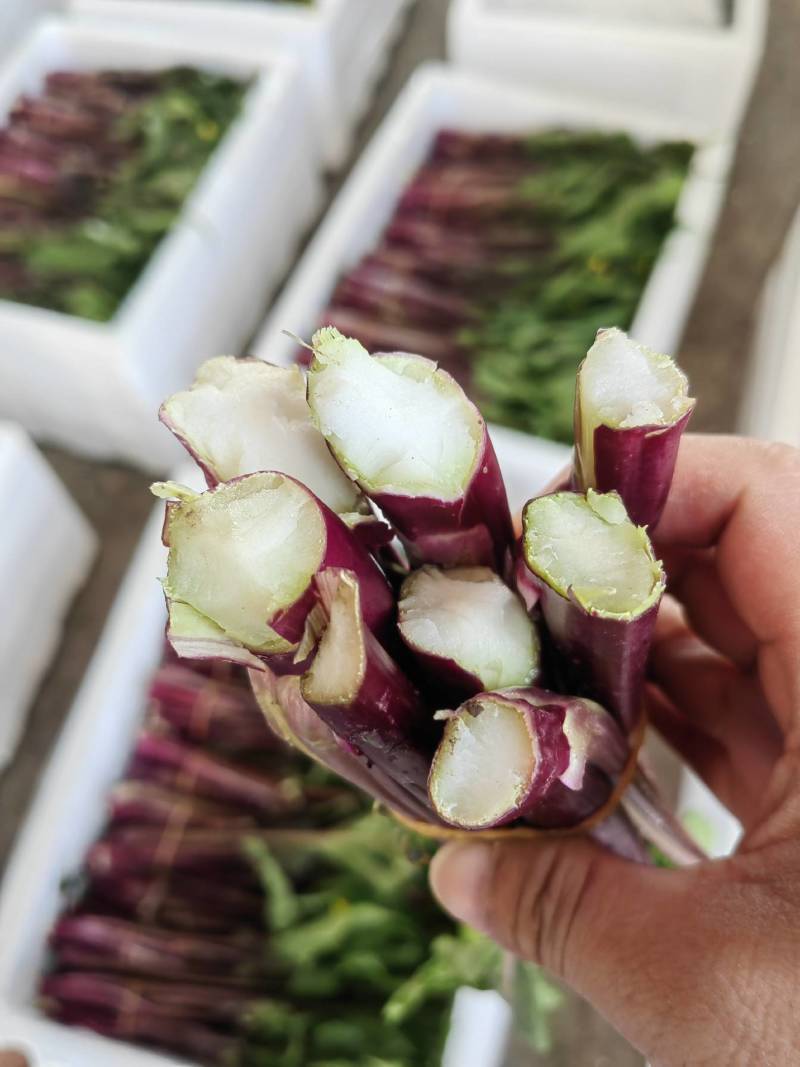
[154,324,702,866]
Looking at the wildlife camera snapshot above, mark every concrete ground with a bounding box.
[2,1,799,1063]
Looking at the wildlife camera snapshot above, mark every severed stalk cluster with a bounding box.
[152,325,700,865]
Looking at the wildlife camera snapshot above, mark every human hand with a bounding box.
[430,435,800,1067]
[0,1052,29,1067]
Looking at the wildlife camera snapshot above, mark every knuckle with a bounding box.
[754,439,800,478]
[486,844,598,977]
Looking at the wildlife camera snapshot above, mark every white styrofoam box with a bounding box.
[0,426,567,1064]
[740,205,800,448]
[253,64,730,376]
[0,422,96,770]
[0,18,321,470]
[447,0,766,140]
[0,1,65,59]
[485,0,724,29]
[69,0,412,169]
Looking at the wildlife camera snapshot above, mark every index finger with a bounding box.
[653,434,800,724]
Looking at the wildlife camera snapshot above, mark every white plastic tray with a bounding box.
[0,18,321,470]
[740,204,800,448]
[68,0,412,169]
[447,0,766,140]
[0,422,96,771]
[253,63,730,380]
[0,426,567,1065]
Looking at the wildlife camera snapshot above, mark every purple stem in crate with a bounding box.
[148,663,279,752]
[88,825,332,886]
[152,471,394,672]
[332,260,479,328]
[41,971,267,1030]
[87,872,265,933]
[431,129,531,163]
[86,831,259,888]
[249,667,433,824]
[521,490,665,732]
[49,915,269,983]
[299,569,434,803]
[397,565,540,703]
[129,734,305,818]
[306,328,513,570]
[573,328,695,528]
[42,998,241,1064]
[107,781,260,831]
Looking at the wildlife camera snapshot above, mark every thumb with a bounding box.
[429,837,711,1058]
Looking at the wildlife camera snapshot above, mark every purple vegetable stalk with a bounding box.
[86,872,265,933]
[299,569,434,803]
[332,260,479,329]
[42,999,239,1065]
[249,667,433,825]
[521,489,665,732]
[49,914,270,983]
[148,663,280,752]
[397,565,540,703]
[108,781,260,831]
[573,328,695,528]
[305,328,514,571]
[429,687,703,866]
[129,733,305,818]
[153,471,394,672]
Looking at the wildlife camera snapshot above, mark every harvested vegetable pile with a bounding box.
[153,324,701,865]
[42,653,523,1066]
[314,129,693,441]
[0,67,246,321]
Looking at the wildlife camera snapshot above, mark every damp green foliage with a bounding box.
[0,67,247,320]
[463,132,692,441]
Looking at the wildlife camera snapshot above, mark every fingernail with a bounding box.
[429,842,493,929]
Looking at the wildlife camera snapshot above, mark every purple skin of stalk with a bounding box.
[248,667,433,825]
[306,329,514,571]
[299,569,435,805]
[42,1000,241,1065]
[128,734,304,818]
[573,328,696,529]
[49,915,267,983]
[533,577,658,733]
[86,873,265,933]
[154,472,395,673]
[148,663,279,752]
[86,833,260,888]
[574,415,693,530]
[41,972,264,1031]
[107,782,260,831]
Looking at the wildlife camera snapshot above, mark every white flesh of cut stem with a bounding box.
[399,566,538,689]
[578,328,694,481]
[431,698,536,829]
[162,357,361,514]
[523,490,664,617]
[307,328,481,500]
[158,473,325,653]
